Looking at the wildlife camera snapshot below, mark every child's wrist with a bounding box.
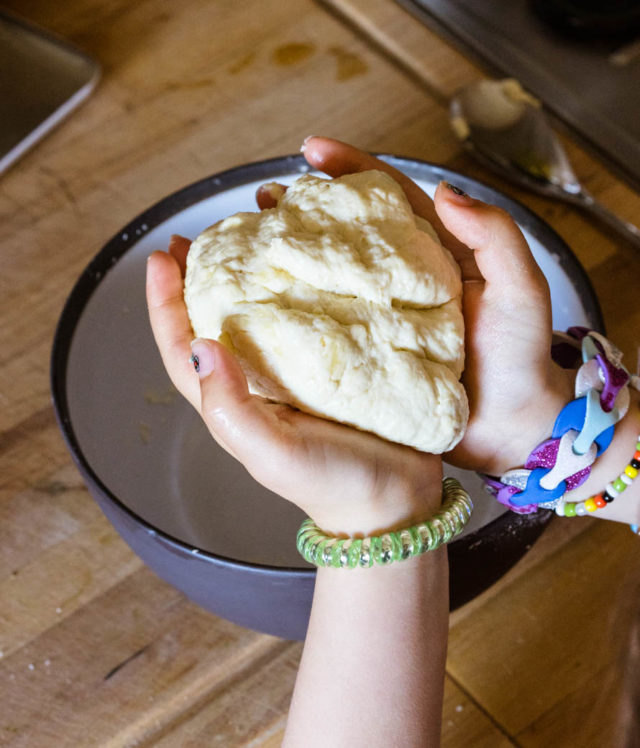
[309,457,444,537]
[483,364,576,476]
[563,389,640,524]
[481,329,638,517]
[299,476,471,569]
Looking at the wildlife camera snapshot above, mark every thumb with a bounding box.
[434,181,548,295]
[189,338,279,465]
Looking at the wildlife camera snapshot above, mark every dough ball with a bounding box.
[184,169,468,453]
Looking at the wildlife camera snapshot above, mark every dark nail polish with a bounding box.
[189,353,200,373]
[446,183,468,197]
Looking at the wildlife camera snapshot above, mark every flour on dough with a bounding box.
[184,169,468,453]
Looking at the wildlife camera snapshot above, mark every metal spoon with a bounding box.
[450,78,640,250]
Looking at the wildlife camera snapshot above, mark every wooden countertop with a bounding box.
[2,0,639,745]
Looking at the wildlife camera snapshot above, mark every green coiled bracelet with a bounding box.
[296,476,473,569]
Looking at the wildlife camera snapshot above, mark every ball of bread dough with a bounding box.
[184,169,468,453]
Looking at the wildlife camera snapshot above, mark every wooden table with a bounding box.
[2,0,639,745]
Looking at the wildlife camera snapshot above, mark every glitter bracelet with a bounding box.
[296,477,472,569]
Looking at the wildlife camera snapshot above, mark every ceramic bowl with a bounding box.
[51,154,603,640]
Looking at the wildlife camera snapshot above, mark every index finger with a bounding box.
[146,249,200,409]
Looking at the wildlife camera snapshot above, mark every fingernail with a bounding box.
[447,183,467,196]
[445,182,475,205]
[300,134,317,153]
[190,339,215,378]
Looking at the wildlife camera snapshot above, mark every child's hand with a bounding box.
[432,183,575,475]
[146,134,574,539]
[297,137,574,476]
[147,237,442,537]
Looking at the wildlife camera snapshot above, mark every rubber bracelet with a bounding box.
[557,435,640,517]
[296,477,472,569]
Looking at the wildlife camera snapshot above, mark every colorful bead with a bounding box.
[613,477,627,493]
[559,434,640,518]
[606,482,620,498]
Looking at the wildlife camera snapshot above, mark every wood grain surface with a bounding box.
[1,0,639,745]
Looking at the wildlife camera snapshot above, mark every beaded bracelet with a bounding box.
[296,477,472,569]
[556,434,640,517]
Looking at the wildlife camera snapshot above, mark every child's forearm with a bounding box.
[283,549,449,747]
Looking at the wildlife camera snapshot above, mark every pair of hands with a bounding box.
[146,137,572,535]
